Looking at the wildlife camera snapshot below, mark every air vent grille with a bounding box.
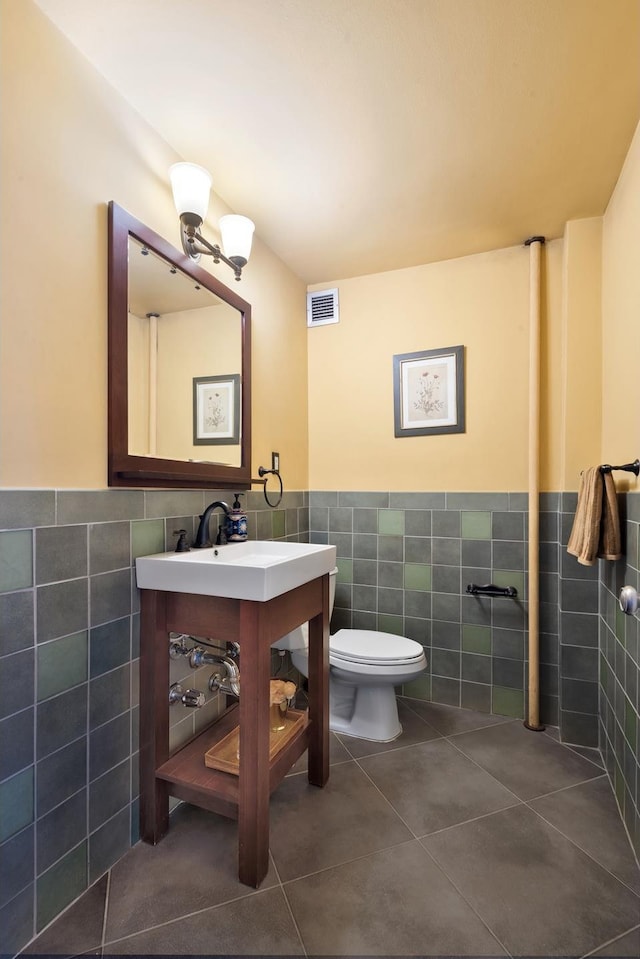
[307,288,339,327]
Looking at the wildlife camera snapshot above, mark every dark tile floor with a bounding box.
[20,699,640,957]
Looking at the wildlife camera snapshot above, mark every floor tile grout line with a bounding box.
[418,836,516,959]
[100,868,111,949]
[333,728,440,762]
[277,875,309,958]
[534,725,608,771]
[285,756,353,779]
[280,829,516,959]
[394,697,450,735]
[523,771,608,804]
[100,883,279,950]
[277,835,419,888]
[349,752,434,842]
[443,718,520,739]
[443,733,531,807]
[562,742,608,772]
[346,744,531,859]
[412,799,524,842]
[601,765,640,872]
[268,848,309,958]
[523,767,640,880]
[524,801,640,899]
[444,726,605,806]
[339,731,445,762]
[444,734,638,885]
[400,697,517,738]
[543,723,602,755]
[580,921,640,958]
[560,743,604,772]
[339,728,528,842]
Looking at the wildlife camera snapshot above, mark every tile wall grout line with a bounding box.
[85,514,92,911]
[31,523,38,948]
[35,782,87,825]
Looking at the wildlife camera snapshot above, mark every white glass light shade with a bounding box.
[219,214,255,263]
[169,162,212,221]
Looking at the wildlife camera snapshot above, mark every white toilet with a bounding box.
[272,568,427,742]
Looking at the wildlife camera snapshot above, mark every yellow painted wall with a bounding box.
[308,240,565,491]
[2,1,635,498]
[559,218,603,489]
[602,119,640,490]
[0,0,308,490]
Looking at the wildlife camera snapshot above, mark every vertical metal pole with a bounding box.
[524,236,546,731]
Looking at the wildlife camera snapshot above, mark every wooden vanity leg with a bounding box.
[139,589,170,844]
[237,601,270,886]
[307,572,330,787]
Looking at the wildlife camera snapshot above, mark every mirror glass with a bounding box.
[108,202,252,489]
[127,238,242,467]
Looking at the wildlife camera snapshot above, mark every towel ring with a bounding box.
[251,466,283,508]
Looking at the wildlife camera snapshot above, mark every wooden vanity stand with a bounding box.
[139,573,330,888]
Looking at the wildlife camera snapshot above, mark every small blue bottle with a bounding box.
[226,493,248,541]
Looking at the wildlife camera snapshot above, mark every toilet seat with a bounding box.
[330,629,424,666]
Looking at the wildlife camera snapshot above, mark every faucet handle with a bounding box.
[215,523,228,546]
[169,683,205,708]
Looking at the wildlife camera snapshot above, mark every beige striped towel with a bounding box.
[567,466,622,565]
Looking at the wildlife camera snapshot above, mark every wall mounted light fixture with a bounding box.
[169,162,255,281]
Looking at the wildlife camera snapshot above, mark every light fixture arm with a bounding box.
[181,220,245,281]
[170,163,253,282]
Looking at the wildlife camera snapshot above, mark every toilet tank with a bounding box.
[271,567,337,650]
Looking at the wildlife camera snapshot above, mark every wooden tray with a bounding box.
[204,709,307,775]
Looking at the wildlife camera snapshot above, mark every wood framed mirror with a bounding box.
[108,202,251,489]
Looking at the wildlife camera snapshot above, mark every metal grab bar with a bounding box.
[466,583,518,598]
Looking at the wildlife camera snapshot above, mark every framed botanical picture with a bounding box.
[393,345,465,437]
[193,374,241,445]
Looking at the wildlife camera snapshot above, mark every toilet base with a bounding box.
[329,680,403,742]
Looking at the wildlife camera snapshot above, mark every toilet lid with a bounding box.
[330,629,425,665]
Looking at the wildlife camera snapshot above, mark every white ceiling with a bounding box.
[34,0,640,283]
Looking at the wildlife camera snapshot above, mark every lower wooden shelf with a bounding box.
[205,709,307,775]
[155,704,311,813]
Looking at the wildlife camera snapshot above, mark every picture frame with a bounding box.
[193,374,241,445]
[393,345,465,437]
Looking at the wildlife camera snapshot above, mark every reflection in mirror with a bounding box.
[108,202,251,489]
[127,238,242,467]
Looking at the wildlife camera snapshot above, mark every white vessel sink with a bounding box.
[135,540,337,602]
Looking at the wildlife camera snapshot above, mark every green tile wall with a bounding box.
[598,492,639,860]
[311,490,531,720]
[0,487,308,955]
[0,529,33,592]
[2,483,638,949]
